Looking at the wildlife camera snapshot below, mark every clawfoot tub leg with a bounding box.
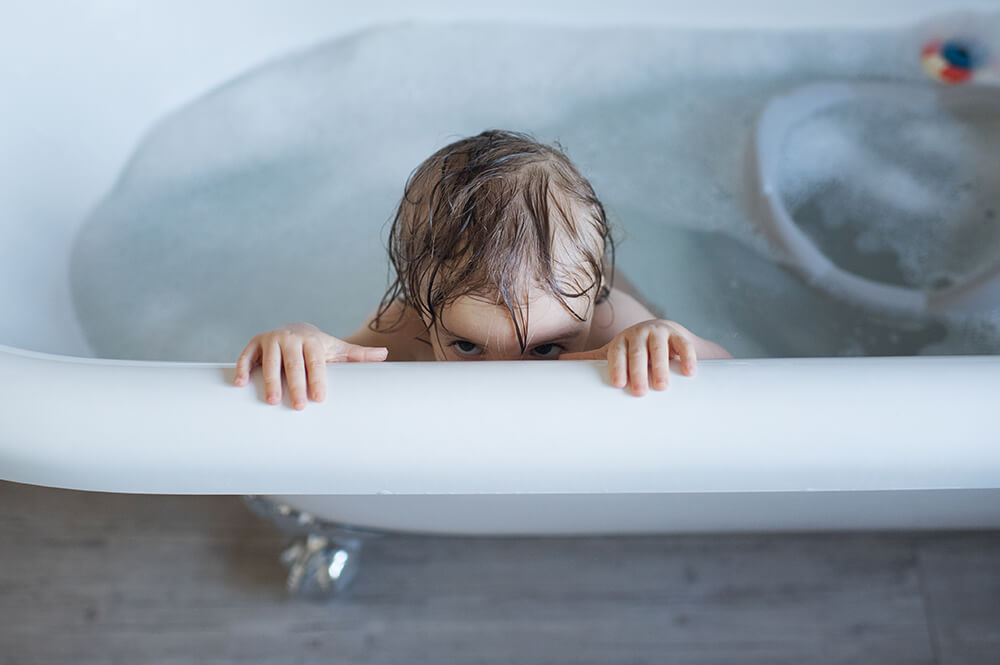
[243,495,374,599]
[280,533,362,598]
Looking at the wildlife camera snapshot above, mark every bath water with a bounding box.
[779,96,1000,292]
[71,21,1000,361]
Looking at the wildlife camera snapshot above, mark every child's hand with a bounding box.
[559,319,697,397]
[233,322,388,409]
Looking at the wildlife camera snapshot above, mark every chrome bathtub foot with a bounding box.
[281,533,362,599]
[244,495,377,599]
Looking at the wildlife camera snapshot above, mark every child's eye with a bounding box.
[531,343,564,359]
[450,340,483,356]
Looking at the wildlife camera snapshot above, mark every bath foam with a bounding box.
[70,21,998,362]
[776,94,1000,292]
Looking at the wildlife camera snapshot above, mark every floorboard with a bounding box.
[2,481,993,664]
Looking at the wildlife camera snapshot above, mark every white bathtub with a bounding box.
[2,0,999,535]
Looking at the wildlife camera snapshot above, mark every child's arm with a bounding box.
[233,300,427,409]
[560,287,732,396]
[233,322,388,410]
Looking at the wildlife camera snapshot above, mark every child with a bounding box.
[234,130,731,408]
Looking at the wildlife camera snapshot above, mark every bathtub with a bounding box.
[2,0,1000,544]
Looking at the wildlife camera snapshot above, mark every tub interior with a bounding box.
[4,3,1000,361]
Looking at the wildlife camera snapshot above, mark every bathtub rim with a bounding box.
[2,342,999,496]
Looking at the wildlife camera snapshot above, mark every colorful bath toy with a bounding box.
[921,38,988,84]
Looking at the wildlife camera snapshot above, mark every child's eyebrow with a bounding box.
[443,325,586,347]
[529,327,586,346]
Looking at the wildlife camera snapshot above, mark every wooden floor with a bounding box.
[1,481,998,664]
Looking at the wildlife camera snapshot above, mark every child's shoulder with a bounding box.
[347,299,433,361]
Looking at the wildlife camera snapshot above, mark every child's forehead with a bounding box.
[435,291,592,347]
[442,288,593,326]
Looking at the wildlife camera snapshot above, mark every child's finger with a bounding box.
[282,341,308,410]
[336,342,389,363]
[234,340,260,386]
[302,338,328,403]
[648,331,670,391]
[607,340,627,388]
[261,340,283,405]
[671,332,697,376]
[627,333,650,396]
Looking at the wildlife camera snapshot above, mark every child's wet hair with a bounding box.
[374,129,614,351]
